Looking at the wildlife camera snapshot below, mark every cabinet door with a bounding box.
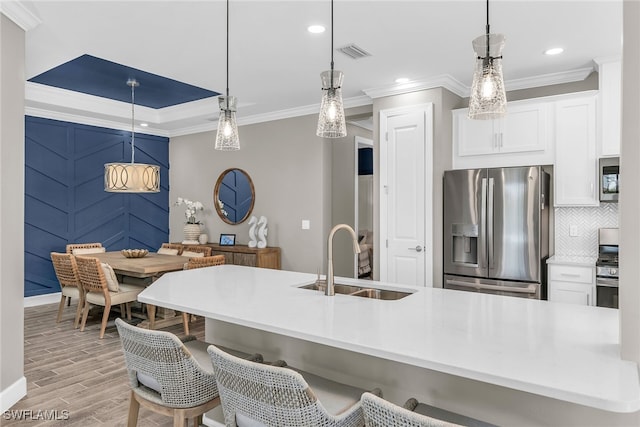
[234,253,257,267]
[500,103,548,154]
[554,95,598,206]
[453,109,496,156]
[598,60,621,156]
[549,281,594,305]
[212,250,233,265]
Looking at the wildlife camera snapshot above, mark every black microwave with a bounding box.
[599,157,619,202]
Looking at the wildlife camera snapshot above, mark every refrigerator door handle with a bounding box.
[488,177,495,269]
[480,177,487,269]
[446,279,538,295]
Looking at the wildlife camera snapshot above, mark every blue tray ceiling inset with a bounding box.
[28,54,220,109]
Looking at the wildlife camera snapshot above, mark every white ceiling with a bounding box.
[8,0,623,136]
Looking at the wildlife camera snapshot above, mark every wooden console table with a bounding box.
[182,243,281,270]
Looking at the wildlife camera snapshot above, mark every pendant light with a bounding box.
[316,0,346,138]
[468,0,507,120]
[104,79,160,193]
[215,0,240,150]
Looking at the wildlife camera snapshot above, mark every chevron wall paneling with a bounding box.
[25,116,169,297]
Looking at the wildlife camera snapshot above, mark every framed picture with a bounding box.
[219,234,236,246]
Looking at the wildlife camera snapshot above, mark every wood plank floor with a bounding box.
[5,302,204,426]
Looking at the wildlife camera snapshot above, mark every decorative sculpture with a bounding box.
[248,215,258,248]
[257,216,268,248]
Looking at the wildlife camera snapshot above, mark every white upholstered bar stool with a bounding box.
[207,344,381,427]
[361,392,496,427]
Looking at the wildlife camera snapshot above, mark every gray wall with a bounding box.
[1,14,26,409]
[169,114,333,273]
[331,120,373,278]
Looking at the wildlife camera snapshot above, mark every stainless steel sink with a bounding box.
[298,282,413,300]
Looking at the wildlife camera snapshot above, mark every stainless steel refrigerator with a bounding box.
[443,166,550,299]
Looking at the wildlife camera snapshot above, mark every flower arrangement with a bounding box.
[175,197,204,224]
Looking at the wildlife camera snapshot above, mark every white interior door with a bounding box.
[380,104,433,286]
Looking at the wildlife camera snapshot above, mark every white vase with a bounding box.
[198,233,208,244]
[183,223,201,242]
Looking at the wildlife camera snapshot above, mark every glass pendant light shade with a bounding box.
[215,96,240,151]
[469,33,507,120]
[104,79,160,193]
[316,70,347,138]
[104,162,160,192]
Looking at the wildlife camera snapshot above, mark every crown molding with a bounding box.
[505,67,594,92]
[25,106,170,137]
[0,1,41,31]
[363,68,595,100]
[25,66,593,138]
[364,75,468,99]
[168,95,373,137]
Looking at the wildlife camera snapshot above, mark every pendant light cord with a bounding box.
[330,0,334,89]
[226,0,230,98]
[130,80,136,164]
[484,0,490,61]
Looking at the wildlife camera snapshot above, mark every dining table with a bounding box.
[90,251,188,329]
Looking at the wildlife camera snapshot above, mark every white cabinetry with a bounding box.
[595,58,621,156]
[554,93,598,206]
[548,264,595,306]
[453,99,551,169]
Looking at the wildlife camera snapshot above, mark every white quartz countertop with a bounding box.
[138,265,640,413]
[547,255,598,267]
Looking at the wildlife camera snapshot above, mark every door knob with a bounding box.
[409,245,423,252]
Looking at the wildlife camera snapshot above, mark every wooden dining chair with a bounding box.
[50,252,85,328]
[184,255,225,270]
[66,242,104,255]
[180,245,212,257]
[75,256,145,339]
[179,255,226,335]
[158,242,184,255]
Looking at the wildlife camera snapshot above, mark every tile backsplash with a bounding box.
[554,204,619,257]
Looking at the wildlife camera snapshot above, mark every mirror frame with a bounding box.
[213,168,256,225]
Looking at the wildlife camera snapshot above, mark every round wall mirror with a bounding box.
[213,168,255,224]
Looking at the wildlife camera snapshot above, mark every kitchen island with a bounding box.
[138,265,640,426]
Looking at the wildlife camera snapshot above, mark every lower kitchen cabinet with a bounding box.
[548,263,595,306]
[183,243,281,269]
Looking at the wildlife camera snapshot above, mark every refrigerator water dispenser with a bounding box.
[452,223,478,266]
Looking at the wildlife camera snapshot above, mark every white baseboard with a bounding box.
[24,292,61,307]
[0,376,26,412]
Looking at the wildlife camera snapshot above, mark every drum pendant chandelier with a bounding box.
[468,0,507,120]
[104,79,160,193]
[316,0,346,138]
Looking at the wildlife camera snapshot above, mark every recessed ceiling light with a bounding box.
[395,77,410,84]
[544,47,564,56]
[308,25,325,34]
[140,123,149,127]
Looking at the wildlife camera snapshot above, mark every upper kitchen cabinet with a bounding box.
[554,92,598,206]
[595,58,621,157]
[452,99,552,169]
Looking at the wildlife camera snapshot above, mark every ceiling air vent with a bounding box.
[337,44,372,60]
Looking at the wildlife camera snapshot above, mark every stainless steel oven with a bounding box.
[599,157,619,202]
[596,228,618,308]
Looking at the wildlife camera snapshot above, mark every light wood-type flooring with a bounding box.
[4,302,205,426]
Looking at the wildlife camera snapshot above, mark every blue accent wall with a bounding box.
[25,116,170,297]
